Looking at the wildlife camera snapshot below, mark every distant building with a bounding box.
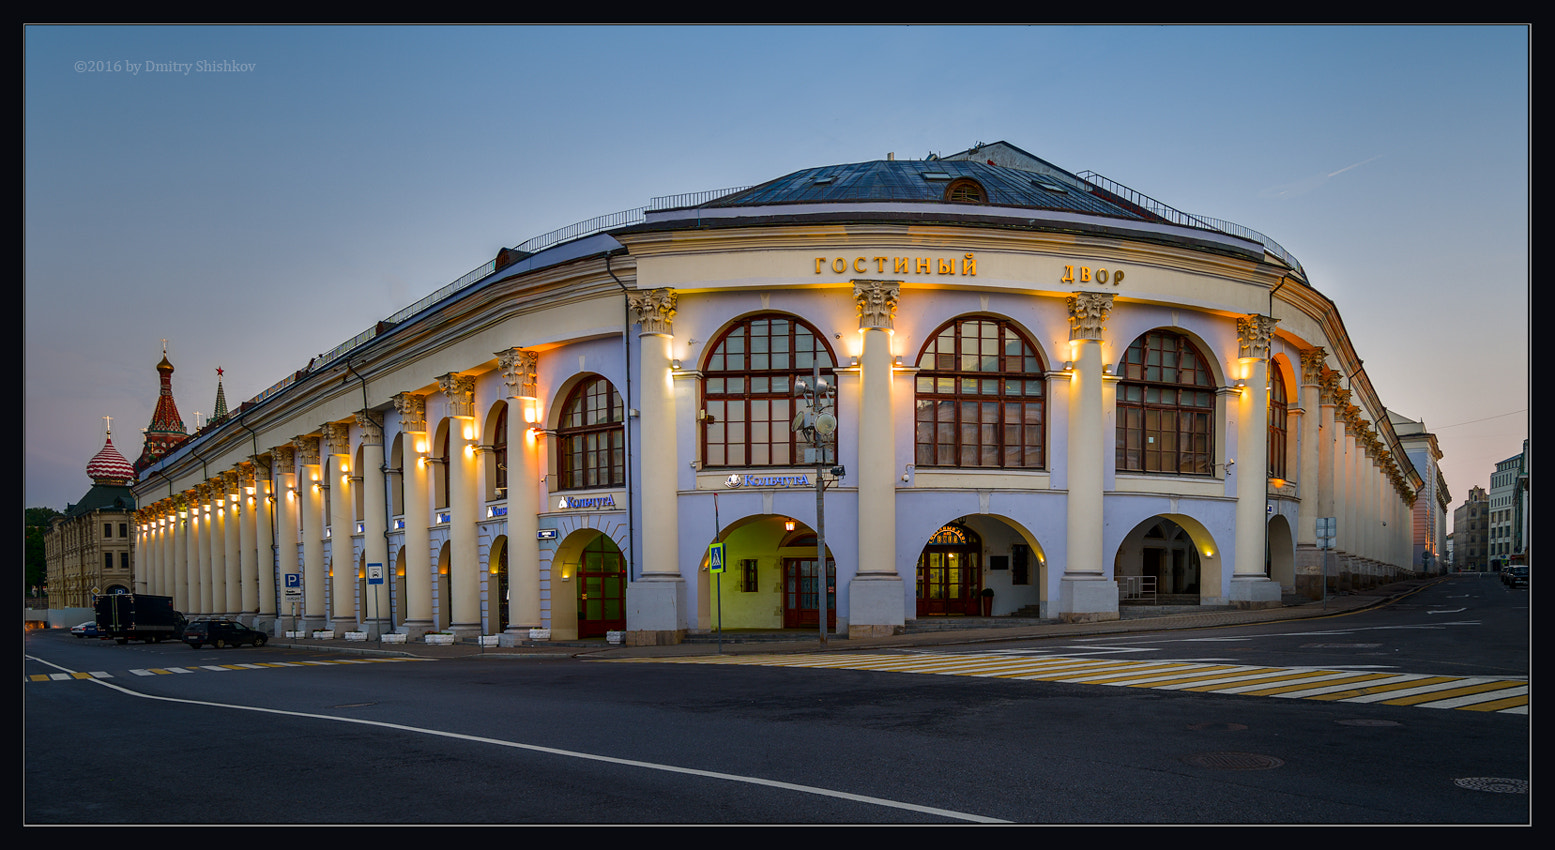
[1388,411,1450,575]
[1453,486,1490,572]
[46,427,138,607]
[1489,447,1527,568]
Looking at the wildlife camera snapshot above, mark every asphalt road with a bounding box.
[25,575,1529,825]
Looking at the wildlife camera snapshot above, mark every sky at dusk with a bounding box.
[24,25,1529,514]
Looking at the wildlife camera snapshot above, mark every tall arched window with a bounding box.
[1116,330,1215,475]
[914,316,1046,468]
[492,404,508,497]
[557,377,624,490]
[1268,367,1288,480]
[703,314,835,467]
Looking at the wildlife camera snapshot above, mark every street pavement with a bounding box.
[274,577,1451,662]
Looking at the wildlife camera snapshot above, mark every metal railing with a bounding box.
[1076,171,1303,276]
[1118,575,1158,604]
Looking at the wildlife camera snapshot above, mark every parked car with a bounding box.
[70,621,100,639]
[182,619,268,649]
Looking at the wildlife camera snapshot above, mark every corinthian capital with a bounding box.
[437,373,476,420]
[1299,347,1328,385]
[393,392,427,434]
[355,410,382,446]
[852,280,901,331]
[1237,315,1279,360]
[628,288,678,336]
[321,421,350,456]
[497,347,540,400]
[1066,292,1113,341]
[293,435,320,467]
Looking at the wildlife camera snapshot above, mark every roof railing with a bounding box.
[1076,170,1303,275]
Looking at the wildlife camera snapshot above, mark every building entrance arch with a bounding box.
[909,514,1046,618]
[916,524,983,616]
[551,530,626,639]
[1113,515,1222,604]
[1266,514,1294,589]
[694,512,835,632]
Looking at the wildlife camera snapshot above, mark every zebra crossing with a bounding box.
[26,657,424,683]
[617,652,1528,714]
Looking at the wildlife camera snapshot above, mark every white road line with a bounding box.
[1415,686,1527,709]
[76,675,1006,824]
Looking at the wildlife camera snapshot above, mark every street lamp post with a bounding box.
[794,363,841,645]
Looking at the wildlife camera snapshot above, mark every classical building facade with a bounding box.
[47,427,138,607]
[131,142,1423,643]
[1389,410,1451,575]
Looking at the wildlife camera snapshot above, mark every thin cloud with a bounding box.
[1259,154,1383,198]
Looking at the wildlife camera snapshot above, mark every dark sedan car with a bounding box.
[183,619,268,649]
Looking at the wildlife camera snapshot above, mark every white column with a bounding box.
[439,374,482,637]
[324,422,354,632]
[296,436,327,630]
[1059,292,1118,622]
[625,289,686,645]
[272,445,301,630]
[253,457,276,628]
[395,393,435,636]
[357,411,391,636]
[222,473,242,616]
[499,349,543,633]
[1231,316,1281,607]
[849,280,906,638]
[238,467,257,620]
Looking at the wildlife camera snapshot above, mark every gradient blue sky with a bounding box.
[25,25,1529,513]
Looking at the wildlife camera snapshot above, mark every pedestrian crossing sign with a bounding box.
[709,542,726,574]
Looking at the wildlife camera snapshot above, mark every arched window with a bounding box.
[492,404,508,497]
[1268,368,1288,480]
[703,314,835,467]
[914,316,1046,469]
[557,377,624,490]
[1116,330,1215,475]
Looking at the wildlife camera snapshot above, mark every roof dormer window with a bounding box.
[944,177,987,204]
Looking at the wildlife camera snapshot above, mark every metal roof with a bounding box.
[702,158,1155,221]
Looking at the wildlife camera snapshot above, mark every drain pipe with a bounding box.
[605,248,637,583]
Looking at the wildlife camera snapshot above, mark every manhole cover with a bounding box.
[1454,777,1528,794]
[1336,718,1402,727]
[1181,752,1284,770]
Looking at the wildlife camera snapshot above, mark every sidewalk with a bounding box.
[274,578,1448,662]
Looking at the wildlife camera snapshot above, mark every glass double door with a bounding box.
[916,548,982,616]
[577,536,626,638]
[783,558,836,629]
